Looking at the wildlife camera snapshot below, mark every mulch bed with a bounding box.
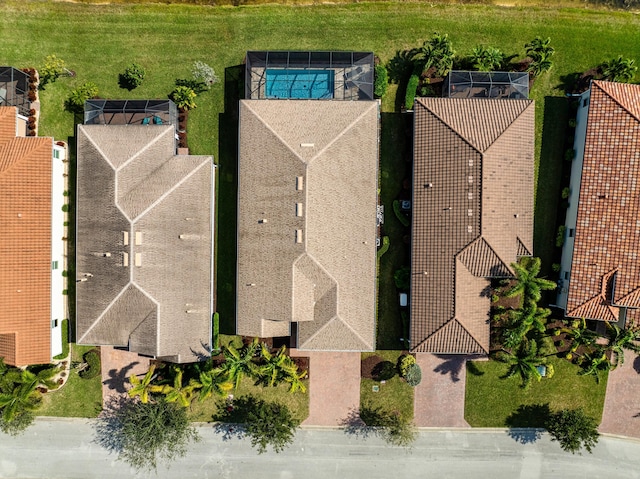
[361,355,383,380]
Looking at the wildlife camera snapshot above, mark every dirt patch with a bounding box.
[292,356,309,378]
[361,355,383,380]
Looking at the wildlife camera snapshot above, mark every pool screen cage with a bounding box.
[245,51,375,101]
[0,67,31,117]
[443,71,530,99]
[83,99,178,126]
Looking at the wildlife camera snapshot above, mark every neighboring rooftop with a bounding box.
[0,67,31,117]
[84,99,177,126]
[75,122,214,363]
[443,71,529,100]
[411,97,535,354]
[245,51,374,101]
[564,80,640,324]
[236,99,379,351]
[0,106,53,366]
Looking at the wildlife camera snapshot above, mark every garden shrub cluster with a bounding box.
[79,350,101,380]
[404,74,419,111]
[405,363,422,387]
[374,64,388,98]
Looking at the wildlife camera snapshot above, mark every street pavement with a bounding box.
[1,419,640,478]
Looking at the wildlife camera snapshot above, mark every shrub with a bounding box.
[28,90,36,102]
[393,266,411,291]
[404,74,419,110]
[373,360,396,381]
[377,236,390,260]
[170,86,197,110]
[62,270,68,277]
[556,225,566,247]
[119,63,146,90]
[397,354,416,377]
[470,46,504,71]
[62,204,69,212]
[568,118,577,128]
[561,187,570,199]
[191,61,219,91]
[64,82,98,114]
[552,263,561,273]
[63,221,69,227]
[564,148,575,162]
[79,350,101,379]
[212,312,220,352]
[374,65,388,98]
[405,363,422,386]
[39,54,67,87]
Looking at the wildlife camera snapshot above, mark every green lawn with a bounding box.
[361,351,414,421]
[38,344,103,418]
[464,356,608,427]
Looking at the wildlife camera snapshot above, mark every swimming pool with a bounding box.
[265,69,334,99]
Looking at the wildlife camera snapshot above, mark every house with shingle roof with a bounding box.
[75,110,215,363]
[557,80,640,327]
[0,106,65,366]
[410,97,535,354]
[236,95,379,351]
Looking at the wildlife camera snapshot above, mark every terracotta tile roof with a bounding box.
[236,100,379,351]
[566,81,640,321]
[0,107,53,366]
[411,97,534,354]
[75,124,214,363]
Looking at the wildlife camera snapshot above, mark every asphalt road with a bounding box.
[2,419,640,479]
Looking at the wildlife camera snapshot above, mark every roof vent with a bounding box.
[300,143,315,148]
[103,252,111,258]
[123,231,129,245]
[296,176,304,191]
[296,229,303,244]
[135,232,143,245]
[259,218,268,224]
[424,183,433,188]
[296,203,303,217]
[514,214,519,218]
[135,253,142,267]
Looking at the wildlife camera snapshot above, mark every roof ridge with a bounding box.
[0,137,51,175]
[415,99,482,155]
[452,317,488,354]
[116,126,175,173]
[593,80,640,124]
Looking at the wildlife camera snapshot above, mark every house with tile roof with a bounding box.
[410,97,535,354]
[557,80,640,327]
[0,106,65,366]
[75,111,215,363]
[236,97,379,351]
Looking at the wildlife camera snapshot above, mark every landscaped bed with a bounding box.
[464,356,607,427]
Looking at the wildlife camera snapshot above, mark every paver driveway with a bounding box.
[414,353,470,427]
[100,346,151,405]
[599,352,640,439]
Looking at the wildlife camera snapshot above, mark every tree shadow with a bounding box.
[433,355,465,382]
[505,403,550,444]
[102,361,139,393]
[117,73,136,91]
[339,407,373,440]
[466,360,485,377]
[633,355,640,374]
[94,395,128,454]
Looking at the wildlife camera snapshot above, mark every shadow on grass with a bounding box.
[215,65,242,335]
[466,360,485,377]
[505,403,550,444]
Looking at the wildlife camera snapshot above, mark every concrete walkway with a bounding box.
[414,353,470,427]
[291,350,361,426]
[100,346,150,405]
[600,352,640,439]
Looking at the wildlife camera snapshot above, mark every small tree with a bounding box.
[359,403,417,447]
[418,32,455,77]
[39,54,68,87]
[64,82,99,114]
[238,396,300,454]
[170,85,197,111]
[470,46,504,72]
[545,408,599,454]
[128,365,165,403]
[95,398,200,471]
[119,63,146,90]
[496,338,545,388]
[191,61,219,91]
[600,56,637,83]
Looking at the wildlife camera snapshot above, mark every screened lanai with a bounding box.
[83,99,178,126]
[0,67,31,117]
[245,51,374,101]
[443,71,529,99]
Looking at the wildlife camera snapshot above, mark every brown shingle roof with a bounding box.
[566,81,640,321]
[236,100,379,351]
[0,107,53,366]
[76,124,214,363]
[411,97,534,354]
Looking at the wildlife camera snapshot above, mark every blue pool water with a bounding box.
[265,69,334,99]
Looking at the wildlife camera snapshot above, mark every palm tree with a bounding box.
[21,366,60,392]
[600,56,638,83]
[257,344,289,387]
[192,368,233,402]
[603,322,640,368]
[128,365,165,403]
[510,300,551,336]
[220,338,259,391]
[503,257,556,304]
[497,339,545,388]
[527,54,553,77]
[0,379,42,423]
[579,347,611,383]
[470,46,505,72]
[418,32,455,77]
[284,370,307,394]
[561,318,598,352]
[162,368,196,408]
[525,37,555,61]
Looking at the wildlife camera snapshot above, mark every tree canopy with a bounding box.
[545,408,600,454]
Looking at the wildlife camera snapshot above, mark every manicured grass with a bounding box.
[38,344,103,418]
[464,356,608,427]
[360,351,414,421]
[188,376,309,423]
[53,319,70,360]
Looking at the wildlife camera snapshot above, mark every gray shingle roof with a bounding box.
[76,124,214,363]
[411,97,534,354]
[236,100,379,351]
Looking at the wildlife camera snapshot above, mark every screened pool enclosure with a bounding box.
[245,51,375,101]
[0,67,31,117]
[443,71,530,99]
[83,99,178,126]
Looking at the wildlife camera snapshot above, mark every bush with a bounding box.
[397,354,416,377]
[405,363,422,386]
[556,225,566,247]
[79,350,101,380]
[119,63,146,90]
[561,187,570,199]
[552,263,561,273]
[39,54,67,87]
[564,148,575,162]
[191,61,219,92]
[64,82,98,114]
[404,74,419,111]
[568,118,577,128]
[374,64,388,98]
[545,408,599,454]
[377,236,390,260]
[62,204,69,212]
[170,86,197,110]
[372,361,396,381]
